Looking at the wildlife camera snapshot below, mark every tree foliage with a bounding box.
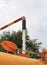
[0,30,42,53]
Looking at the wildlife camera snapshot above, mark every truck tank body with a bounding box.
[0,52,44,65]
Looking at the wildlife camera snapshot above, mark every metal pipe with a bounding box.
[0,17,22,30]
[0,16,26,54]
[22,16,26,54]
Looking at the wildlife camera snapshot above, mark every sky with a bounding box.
[0,0,47,49]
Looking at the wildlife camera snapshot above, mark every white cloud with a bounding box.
[0,0,47,48]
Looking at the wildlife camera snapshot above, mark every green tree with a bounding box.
[0,30,42,53]
[27,39,42,53]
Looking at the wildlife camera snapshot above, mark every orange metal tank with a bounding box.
[1,41,18,51]
[42,48,46,53]
[0,52,44,65]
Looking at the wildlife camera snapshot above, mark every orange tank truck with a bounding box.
[0,16,46,65]
[1,41,18,54]
[0,41,46,65]
[0,41,29,57]
[0,52,44,65]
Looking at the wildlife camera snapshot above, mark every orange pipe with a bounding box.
[0,52,44,65]
[0,16,25,30]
